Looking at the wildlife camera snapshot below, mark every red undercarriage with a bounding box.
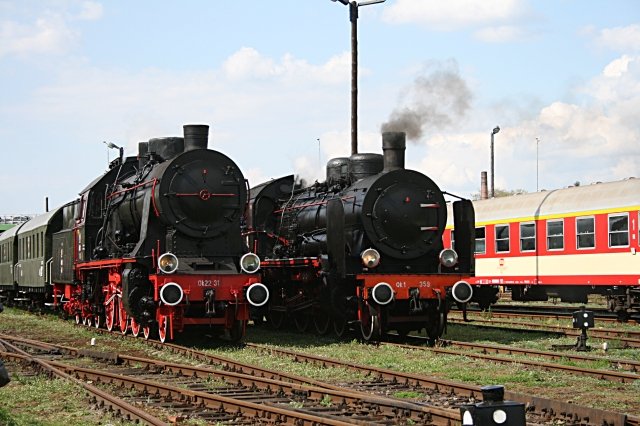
[51,258,259,341]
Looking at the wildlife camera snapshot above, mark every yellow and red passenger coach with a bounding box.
[445,178,640,318]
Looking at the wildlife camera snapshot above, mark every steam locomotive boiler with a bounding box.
[246,132,474,341]
[47,124,268,341]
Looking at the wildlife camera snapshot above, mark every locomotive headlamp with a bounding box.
[439,248,458,268]
[361,248,381,268]
[158,252,179,274]
[240,253,261,274]
[159,282,184,306]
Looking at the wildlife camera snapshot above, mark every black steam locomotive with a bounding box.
[246,132,474,341]
[0,124,267,342]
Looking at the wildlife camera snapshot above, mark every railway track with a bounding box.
[383,337,640,383]
[0,338,168,425]
[0,333,461,425]
[2,315,639,425]
[452,304,640,323]
[449,314,640,348]
[245,343,638,426]
[457,305,640,324]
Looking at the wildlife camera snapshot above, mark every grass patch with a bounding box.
[393,390,424,399]
[0,372,132,426]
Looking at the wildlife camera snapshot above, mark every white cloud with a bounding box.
[1,46,359,206]
[392,53,640,196]
[0,14,78,57]
[513,54,640,184]
[0,1,102,58]
[602,54,637,78]
[383,0,530,31]
[595,24,640,52]
[223,47,352,84]
[223,47,279,79]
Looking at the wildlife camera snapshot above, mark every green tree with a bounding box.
[472,188,527,200]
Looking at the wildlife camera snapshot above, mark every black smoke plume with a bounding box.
[381,62,472,141]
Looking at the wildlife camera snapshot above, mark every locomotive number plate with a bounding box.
[395,280,431,288]
[197,279,221,287]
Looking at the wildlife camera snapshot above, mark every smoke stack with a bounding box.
[382,132,406,172]
[480,171,488,200]
[183,124,209,151]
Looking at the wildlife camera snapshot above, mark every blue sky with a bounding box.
[1,0,639,215]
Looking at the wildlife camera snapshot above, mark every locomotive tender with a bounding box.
[246,131,475,341]
[0,124,268,341]
[445,178,640,319]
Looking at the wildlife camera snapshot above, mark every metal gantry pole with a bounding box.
[536,137,540,192]
[350,1,358,155]
[490,126,500,198]
[331,0,386,155]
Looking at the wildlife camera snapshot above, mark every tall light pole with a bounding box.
[317,138,321,169]
[536,137,540,192]
[490,126,500,198]
[330,0,386,155]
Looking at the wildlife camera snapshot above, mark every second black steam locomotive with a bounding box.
[246,132,475,341]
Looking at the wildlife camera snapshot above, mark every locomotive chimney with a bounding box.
[480,171,488,200]
[183,124,209,151]
[382,131,406,172]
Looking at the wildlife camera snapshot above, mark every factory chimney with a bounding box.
[480,171,488,200]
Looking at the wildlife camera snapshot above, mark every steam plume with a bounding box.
[381,62,472,141]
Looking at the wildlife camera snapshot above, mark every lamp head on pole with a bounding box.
[103,141,124,163]
[330,0,386,6]
[103,141,121,150]
[492,126,500,135]
[358,0,386,5]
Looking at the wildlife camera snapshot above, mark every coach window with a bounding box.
[609,213,629,247]
[576,217,595,249]
[547,220,564,250]
[520,222,536,252]
[495,224,510,253]
[475,227,486,254]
